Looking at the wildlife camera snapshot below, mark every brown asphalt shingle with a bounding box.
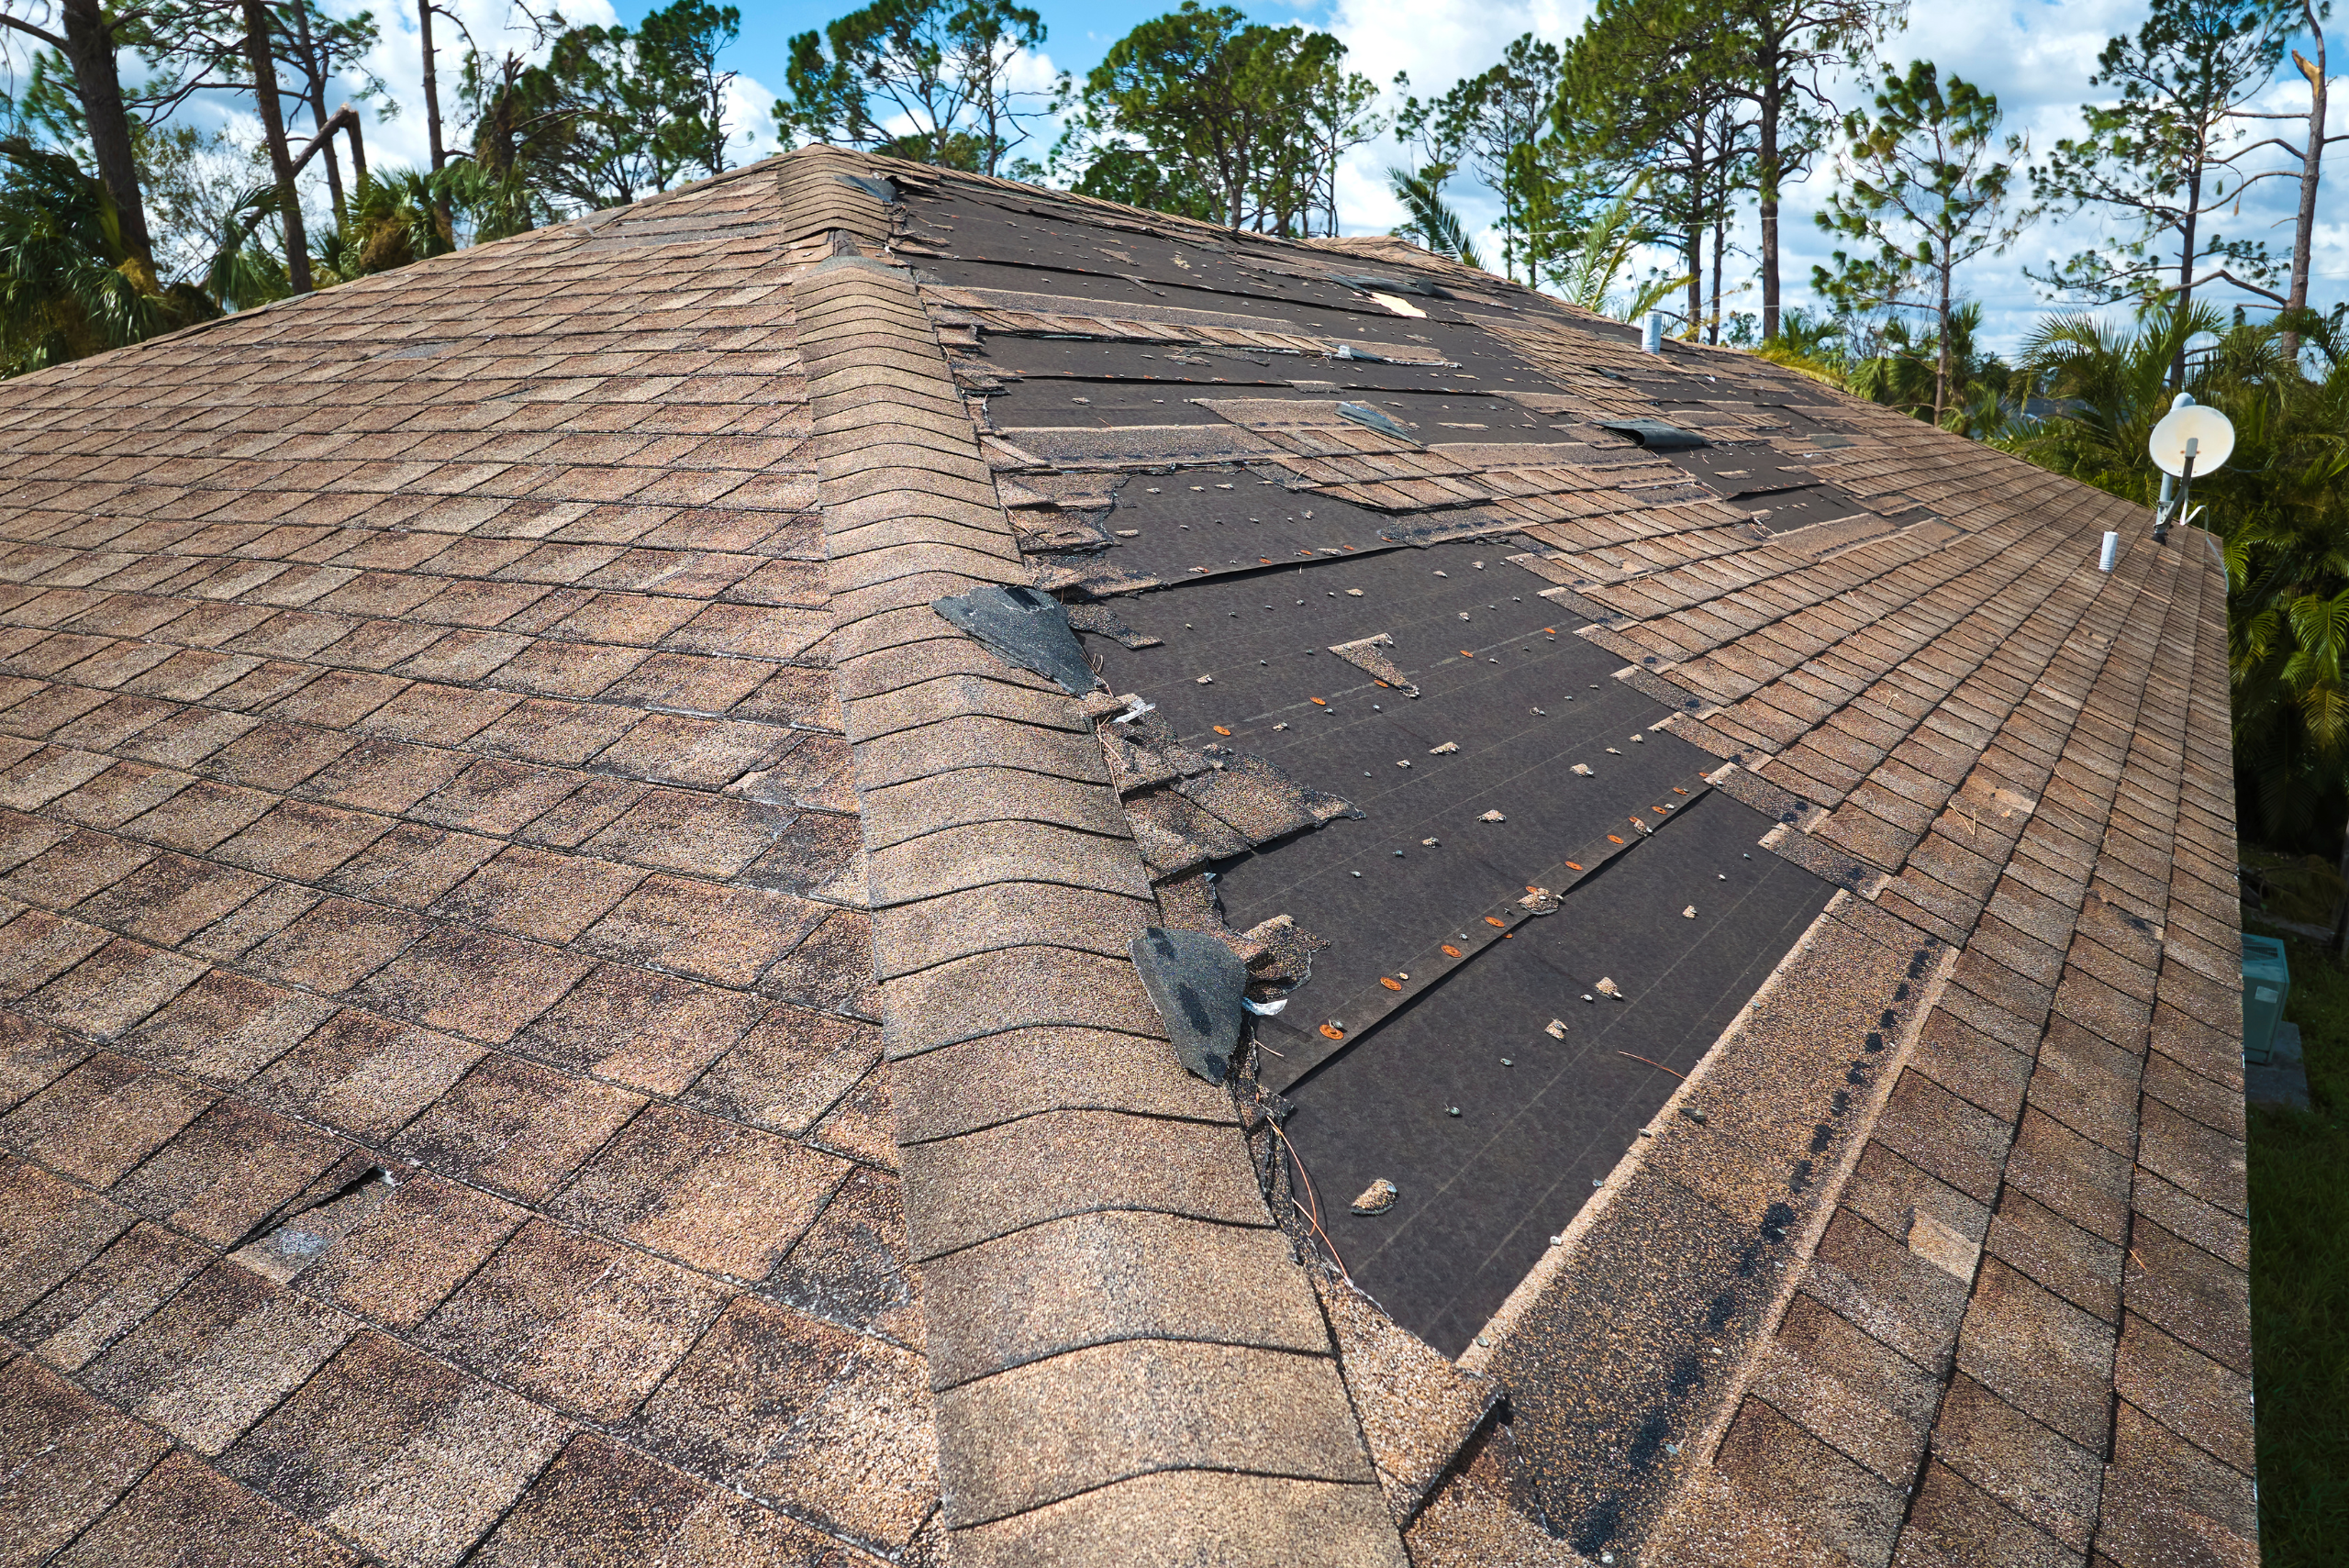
[0,156,933,1565]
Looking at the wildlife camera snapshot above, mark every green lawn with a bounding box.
[2245,928,2349,1566]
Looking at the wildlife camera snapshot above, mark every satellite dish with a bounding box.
[2149,402,2234,476]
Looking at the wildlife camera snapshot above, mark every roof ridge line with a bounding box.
[784,177,1408,1564]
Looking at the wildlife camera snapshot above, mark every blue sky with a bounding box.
[209,0,2349,350]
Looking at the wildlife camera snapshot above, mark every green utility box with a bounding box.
[2243,934,2291,1064]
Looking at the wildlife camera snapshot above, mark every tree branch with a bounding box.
[287,105,360,179]
[0,11,67,49]
[2166,266,2288,304]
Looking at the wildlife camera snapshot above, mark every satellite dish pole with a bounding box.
[2147,393,2235,545]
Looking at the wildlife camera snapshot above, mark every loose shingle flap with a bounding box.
[1130,926,1249,1083]
[932,584,1100,694]
[1597,418,1709,450]
[1331,272,1453,300]
[836,172,898,202]
[1338,402,1420,443]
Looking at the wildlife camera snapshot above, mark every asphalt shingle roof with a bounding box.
[0,147,2252,1568]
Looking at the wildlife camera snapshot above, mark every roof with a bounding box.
[0,145,2252,1568]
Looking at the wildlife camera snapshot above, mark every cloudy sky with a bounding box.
[124,0,2349,350]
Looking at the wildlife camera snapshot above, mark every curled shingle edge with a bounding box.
[782,150,1408,1568]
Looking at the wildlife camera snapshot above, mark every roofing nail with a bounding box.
[1502,1057,1514,1066]
[1424,837,1440,846]
[1446,1106,1462,1117]
[1351,870,1363,876]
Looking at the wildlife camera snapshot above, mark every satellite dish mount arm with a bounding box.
[2154,437,2198,543]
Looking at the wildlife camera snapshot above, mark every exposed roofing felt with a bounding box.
[0,145,2251,1568]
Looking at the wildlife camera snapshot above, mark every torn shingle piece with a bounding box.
[930,584,1099,695]
[1128,926,1247,1084]
[1328,633,1419,696]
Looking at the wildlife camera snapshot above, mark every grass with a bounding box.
[2244,925,2349,1566]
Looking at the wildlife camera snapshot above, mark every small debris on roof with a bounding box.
[1445,1105,1462,1118]
[1478,809,1506,822]
[1595,977,1622,998]
[1683,906,1698,918]
[1430,741,1459,754]
[1545,1019,1568,1040]
[1606,747,1621,754]
[1352,1178,1399,1215]
[1570,762,1594,776]
[1196,674,1214,684]
[932,584,1098,695]
[1345,588,1364,597]
[1129,926,1248,1084]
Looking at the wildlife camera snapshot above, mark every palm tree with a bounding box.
[0,137,212,373]
[1386,165,1484,270]
[1549,178,1687,324]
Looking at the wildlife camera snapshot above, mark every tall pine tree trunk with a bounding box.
[1758,75,1782,341]
[242,0,311,295]
[2173,155,2202,388]
[1934,249,1954,425]
[419,0,447,172]
[57,0,151,266]
[288,5,345,225]
[2286,24,2328,360]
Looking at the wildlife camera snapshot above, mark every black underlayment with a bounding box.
[978,334,1497,395]
[1282,792,1830,1356]
[1085,539,1833,1355]
[1046,463,1419,583]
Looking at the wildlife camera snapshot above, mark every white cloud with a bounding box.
[1307,0,2349,350]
